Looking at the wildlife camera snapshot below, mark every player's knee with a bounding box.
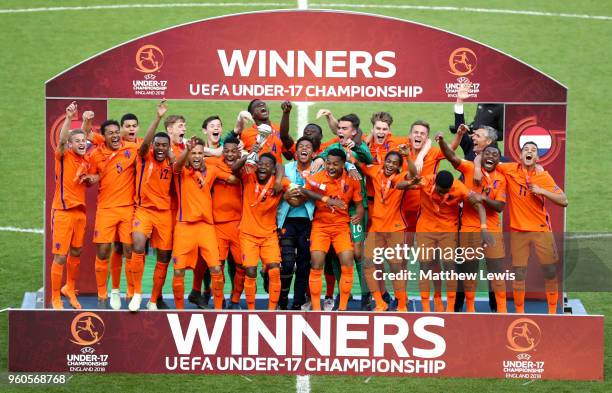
[245,267,257,278]
[157,250,172,263]
[513,266,527,280]
[542,264,557,279]
[96,243,111,260]
[173,269,185,277]
[209,265,222,275]
[53,254,67,265]
[122,243,133,258]
[69,247,82,257]
[113,242,123,254]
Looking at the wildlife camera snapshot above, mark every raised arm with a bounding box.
[435,132,462,168]
[450,123,469,151]
[232,110,253,135]
[317,109,338,134]
[58,101,77,155]
[139,99,167,157]
[81,110,94,139]
[173,137,194,173]
[279,101,294,149]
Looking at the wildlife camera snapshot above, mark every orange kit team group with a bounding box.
[50,96,568,314]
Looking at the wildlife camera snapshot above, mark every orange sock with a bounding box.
[232,266,246,303]
[545,279,559,314]
[339,266,354,311]
[110,251,122,289]
[419,278,431,312]
[268,267,281,310]
[495,291,508,313]
[192,257,205,292]
[172,275,185,309]
[371,291,385,311]
[309,269,323,311]
[131,253,145,295]
[211,270,225,310]
[125,257,134,297]
[465,291,476,312]
[150,262,168,303]
[51,262,63,302]
[244,276,257,310]
[324,272,335,297]
[95,257,109,299]
[395,291,407,312]
[513,280,526,313]
[66,255,80,291]
[445,291,456,312]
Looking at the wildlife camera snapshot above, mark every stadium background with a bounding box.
[0,0,610,391]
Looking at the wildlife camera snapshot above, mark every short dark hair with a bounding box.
[304,123,322,135]
[296,136,314,149]
[100,119,120,135]
[484,144,501,155]
[435,170,454,189]
[385,151,403,167]
[120,113,138,126]
[247,99,261,114]
[521,141,539,150]
[191,137,205,147]
[223,136,240,146]
[327,148,347,163]
[410,120,430,135]
[153,132,170,142]
[259,152,277,166]
[338,114,360,130]
[202,115,221,129]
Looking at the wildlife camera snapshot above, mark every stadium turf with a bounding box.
[1,0,611,391]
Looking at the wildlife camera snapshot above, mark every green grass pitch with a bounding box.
[0,0,611,391]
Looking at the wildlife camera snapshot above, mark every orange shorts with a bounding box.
[460,230,505,259]
[132,207,173,250]
[51,207,86,255]
[510,231,558,267]
[94,206,134,244]
[216,220,241,262]
[365,231,406,264]
[415,232,458,262]
[310,224,353,254]
[172,221,220,270]
[240,231,281,268]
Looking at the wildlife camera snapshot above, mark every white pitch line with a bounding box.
[295,102,313,137]
[0,3,609,21]
[0,3,290,14]
[296,375,311,393]
[0,226,44,234]
[566,233,612,239]
[297,0,309,10]
[312,3,612,21]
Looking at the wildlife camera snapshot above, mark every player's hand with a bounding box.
[535,164,545,174]
[327,197,346,211]
[342,138,355,150]
[457,124,469,137]
[80,174,99,186]
[237,140,245,153]
[310,157,324,174]
[272,178,284,195]
[251,143,262,154]
[480,230,494,248]
[434,132,444,143]
[66,101,77,118]
[157,99,168,118]
[316,109,332,119]
[398,144,410,157]
[351,211,364,225]
[457,83,471,103]
[468,191,484,205]
[528,183,545,195]
[281,101,292,113]
[82,110,94,121]
[348,168,362,181]
[185,136,198,151]
[225,175,239,185]
[286,187,302,200]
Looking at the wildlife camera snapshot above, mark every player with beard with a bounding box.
[50,102,99,309]
[210,136,246,309]
[484,142,568,314]
[358,151,418,311]
[297,148,365,311]
[277,137,317,310]
[232,152,293,310]
[89,118,139,309]
[126,101,173,311]
[438,134,508,313]
[171,137,236,309]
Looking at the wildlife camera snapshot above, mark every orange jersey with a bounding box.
[457,160,506,232]
[241,122,285,163]
[497,163,563,232]
[89,142,138,209]
[416,174,470,233]
[211,158,243,223]
[91,133,143,147]
[368,135,409,165]
[134,151,173,210]
[175,163,230,223]
[306,170,362,227]
[361,164,407,232]
[403,146,445,212]
[240,169,291,237]
[52,150,90,210]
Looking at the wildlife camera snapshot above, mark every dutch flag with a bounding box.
[519,126,552,157]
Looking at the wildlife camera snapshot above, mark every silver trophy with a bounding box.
[246,123,273,165]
